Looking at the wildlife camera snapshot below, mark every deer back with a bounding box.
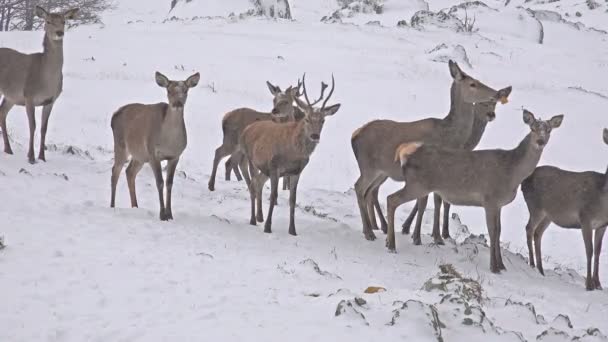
[222,108,275,146]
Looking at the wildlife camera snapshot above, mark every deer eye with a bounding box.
[470,83,477,88]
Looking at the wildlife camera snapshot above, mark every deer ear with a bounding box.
[266,81,281,96]
[523,109,535,125]
[155,72,170,88]
[548,115,564,128]
[448,60,465,81]
[63,8,79,20]
[35,6,48,19]
[322,104,341,116]
[186,72,200,88]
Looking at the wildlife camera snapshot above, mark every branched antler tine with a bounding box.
[302,73,312,106]
[321,74,335,109]
[295,78,303,97]
[310,82,328,106]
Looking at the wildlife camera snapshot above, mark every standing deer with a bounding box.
[0,6,79,163]
[522,128,608,290]
[401,98,510,244]
[239,74,340,235]
[208,80,324,192]
[351,60,512,242]
[110,71,200,221]
[392,110,563,272]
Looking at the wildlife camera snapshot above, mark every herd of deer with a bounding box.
[0,7,606,291]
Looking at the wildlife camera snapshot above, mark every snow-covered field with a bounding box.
[1,0,608,340]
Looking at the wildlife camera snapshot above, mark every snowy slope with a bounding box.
[1,0,608,340]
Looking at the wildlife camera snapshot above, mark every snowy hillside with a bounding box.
[1,0,608,340]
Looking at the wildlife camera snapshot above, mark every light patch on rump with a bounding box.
[395,142,423,166]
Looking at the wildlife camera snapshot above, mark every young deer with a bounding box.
[393,110,563,273]
[351,60,511,241]
[0,6,78,163]
[110,71,200,221]
[239,74,340,235]
[522,129,608,290]
[208,80,323,191]
[401,98,510,244]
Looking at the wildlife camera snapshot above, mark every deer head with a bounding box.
[475,86,513,122]
[448,60,512,105]
[267,82,299,120]
[294,74,341,142]
[35,6,79,41]
[155,72,200,109]
[522,109,564,149]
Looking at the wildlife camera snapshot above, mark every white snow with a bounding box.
[1,0,608,340]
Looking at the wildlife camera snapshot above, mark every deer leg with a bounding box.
[150,160,168,221]
[525,211,545,268]
[354,173,376,241]
[442,201,451,239]
[110,146,128,208]
[247,167,257,226]
[239,155,252,189]
[582,225,594,290]
[209,143,232,191]
[366,176,387,232]
[593,226,606,290]
[484,207,500,273]
[25,101,36,164]
[372,187,388,233]
[431,194,445,245]
[533,218,551,275]
[255,172,269,223]
[386,184,426,252]
[165,158,179,220]
[264,170,279,234]
[412,196,429,246]
[495,208,506,271]
[224,157,233,181]
[401,204,418,235]
[232,157,243,181]
[38,102,54,162]
[125,159,144,208]
[0,98,15,154]
[288,175,300,236]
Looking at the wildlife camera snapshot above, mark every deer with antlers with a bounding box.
[238,74,340,235]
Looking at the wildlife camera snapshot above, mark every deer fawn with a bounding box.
[239,74,340,235]
[351,60,511,242]
[110,71,200,221]
[393,110,563,273]
[0,6,78,163]
[522,128,608,290]
[401,98,511,244]
[208,80,321,192]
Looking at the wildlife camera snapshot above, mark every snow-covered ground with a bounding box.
[1,0,608,340]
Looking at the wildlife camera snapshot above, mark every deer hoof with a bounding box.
[249,218,257,226]
[263,225,272,234]
[4,147,13,155]
[412,237,422,246]
[288,229,297,236]
[38,154,46,162]
[364,231,376,241]
[208,183,215,192]
[432,237,445,246]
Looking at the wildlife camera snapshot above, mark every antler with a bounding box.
[295,77,303,97]
[301,73,312,106]
[321,74,335,109]
[310,82,328,106]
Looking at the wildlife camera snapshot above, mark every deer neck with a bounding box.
[603,165,608,192]
[509,134,543,185]
[462,116,488,150]
[440,82,476,146]
[164,105,186,127]
[41,34,64,70]
[292,120,318,157]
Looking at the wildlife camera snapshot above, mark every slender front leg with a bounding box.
[209,144,231,191]
[592,226,606,290]
[582,226,594,290]
[373,188,388,234]
[0,98,15,154]
[126,159,144,208]
[288,175,300,236]
[441,201,451,239]
[533,218,551,275]
[354,174,375,241]
[232,158,243,181]
[495,208,506,271]
[264,170,279,234]
[165,158,180,220]
[247,168,257,226]
[149,160,167,221]
[25,100,36,164]
[255,172,269,223]
[38,102,55,161]
[401,204,418,235]
[484,207,500,273]
[386,185,424,252]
